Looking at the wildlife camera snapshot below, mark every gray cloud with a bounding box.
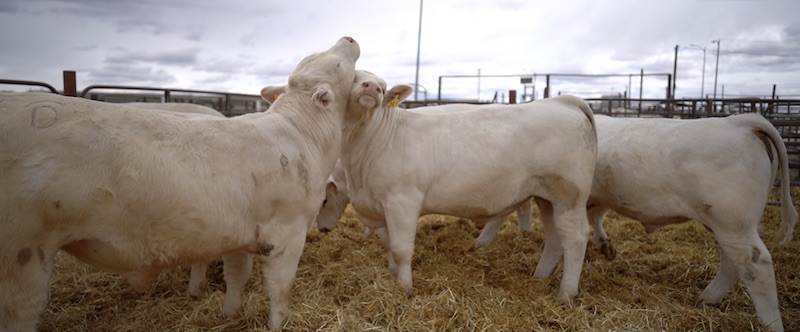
[87,63,177,86]
[106,48,200,67]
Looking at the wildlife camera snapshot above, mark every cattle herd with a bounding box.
[0,37,796,331]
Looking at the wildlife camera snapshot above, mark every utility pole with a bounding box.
[672,44,679,99]
[712,38,720,99]
[413,0,423,101]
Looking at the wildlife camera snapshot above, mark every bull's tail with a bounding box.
[553,95,597,152]
[555,94,595,127]
[734,114,798,246]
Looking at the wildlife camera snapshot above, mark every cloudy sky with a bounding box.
[1,0,799,102]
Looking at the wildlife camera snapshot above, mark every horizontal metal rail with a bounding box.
[0,79,58,94]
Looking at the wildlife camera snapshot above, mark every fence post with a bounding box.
[544,75,550,98]
[62,70,76,97]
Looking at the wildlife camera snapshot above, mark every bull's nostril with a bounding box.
[362,82,369,88]
[345,37,355,43]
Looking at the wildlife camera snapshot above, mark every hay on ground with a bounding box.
[40,188,800,331]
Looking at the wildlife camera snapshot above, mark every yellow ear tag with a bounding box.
[387,95,400,109]
[273,93,281,101]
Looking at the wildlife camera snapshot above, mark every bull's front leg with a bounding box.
[375,227,397,275]
[383,197,422,297]
[221,253,253,318]
[258,220,309,329]
[1,243,56,332]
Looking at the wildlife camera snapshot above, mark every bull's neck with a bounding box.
[272,97,345,171]
[341,105,403,188]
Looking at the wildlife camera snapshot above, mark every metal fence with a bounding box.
[4,74,800,188]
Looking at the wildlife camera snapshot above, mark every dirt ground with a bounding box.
[40,191,799,331]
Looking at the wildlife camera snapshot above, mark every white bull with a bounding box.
[0,36,360,331]
[120,102,225,299]
[338,70,597,301]
[478,113,797,331]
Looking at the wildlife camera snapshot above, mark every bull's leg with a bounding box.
[516,198,533,232]
[188,262,209,299]
[221,253,253,318]
[475,215,506,247]
[587,205,615,260]
[1,245,56,332]
[714,235,783,331]
[383,198,422,297]
[259,223,308,330]
[121,270,156,293]
[551,204,590,302]
[376,227,397,275]
[699,245,737,305]
[533,197,562,278]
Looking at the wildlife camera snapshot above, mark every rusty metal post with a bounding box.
[544,75,550,99]
[62,70,76,96]
[508,90,516,104]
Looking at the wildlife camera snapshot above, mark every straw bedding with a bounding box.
[40,190,799,331]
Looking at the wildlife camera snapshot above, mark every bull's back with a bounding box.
[592,115,773,220]
[411,99,596,215]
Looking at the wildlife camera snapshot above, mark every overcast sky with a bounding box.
[1,0,799,102]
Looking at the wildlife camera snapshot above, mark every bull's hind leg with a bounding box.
[188,261,209,299]
[259,222,309,329]
[516,199,533,232]
[221,253,253,318]
[533,197,562,278]
[587,205,615,260]
[475,215,507,247]
[699,245,738,305]
[0,244,56,332]
[712,234,783,331]
[551,203,590,302]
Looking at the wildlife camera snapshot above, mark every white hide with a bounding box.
[340,70,597,302]
[121,102,225,298]
[314,115,533,236]
[0,36,360,331]
[478,113,797,331]
[124,102,224,117]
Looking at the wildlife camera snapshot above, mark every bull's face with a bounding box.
[286,36,361,110]
[351,70,387,110]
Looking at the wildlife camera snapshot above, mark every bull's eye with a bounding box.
[337,63,341,68]
[322,198,328,207]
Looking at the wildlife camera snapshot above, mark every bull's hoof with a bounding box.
[600,240,617,260]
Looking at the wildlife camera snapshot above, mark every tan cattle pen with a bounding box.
[41,190,799,331]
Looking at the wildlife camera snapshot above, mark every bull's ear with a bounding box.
[260,86,286,105]
[312,84,334,108]
[383,84,413,108]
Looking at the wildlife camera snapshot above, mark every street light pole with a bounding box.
[712,38,720,99]
[689,44,707,98]
[413,0,423,101]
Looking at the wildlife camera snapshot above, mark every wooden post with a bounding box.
[62,70,76,96]
[508,90,516,104]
